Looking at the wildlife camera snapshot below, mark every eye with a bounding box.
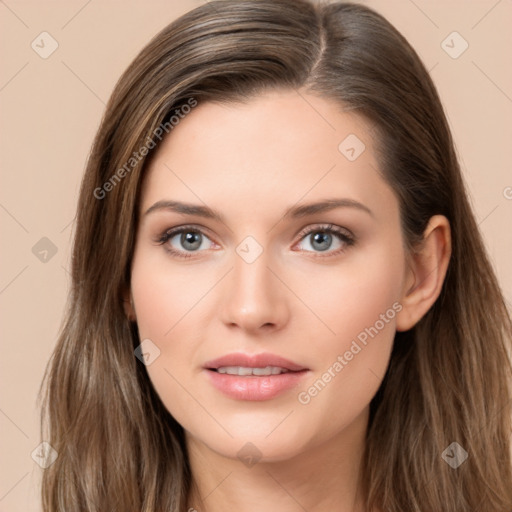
[294,224,355,257]
[156,223,355,260]
[157,225,216,259]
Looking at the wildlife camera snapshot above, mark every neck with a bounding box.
[185,406,371,512]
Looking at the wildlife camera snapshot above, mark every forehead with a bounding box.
[139,89,397,224]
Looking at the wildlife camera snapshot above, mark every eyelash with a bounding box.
[156,223,355,260]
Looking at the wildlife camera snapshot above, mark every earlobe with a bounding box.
[396,215,451,332]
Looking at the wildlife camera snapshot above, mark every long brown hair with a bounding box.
[38,1,512,510]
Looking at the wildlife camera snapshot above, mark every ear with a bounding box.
[122,285,137,322]
[396,215,451,332]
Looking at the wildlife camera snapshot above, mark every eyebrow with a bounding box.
[144,198,374,222]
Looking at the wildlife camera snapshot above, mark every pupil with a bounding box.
[312,232,331,252]
[182,231,201,250]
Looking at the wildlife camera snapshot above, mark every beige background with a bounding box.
[1,0,511,509]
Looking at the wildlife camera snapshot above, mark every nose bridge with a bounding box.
[220,237,288,331]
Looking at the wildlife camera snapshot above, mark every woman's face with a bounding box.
[129,89,410,462]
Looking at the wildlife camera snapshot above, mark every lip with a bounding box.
[203,352,310,401]
[203,352,308,372]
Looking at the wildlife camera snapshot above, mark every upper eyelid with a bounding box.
[296,223,353,239]
[158,224,216,242]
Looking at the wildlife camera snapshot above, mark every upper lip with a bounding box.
[203,352,308,372]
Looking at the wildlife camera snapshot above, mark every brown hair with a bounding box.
[38,0,512,510]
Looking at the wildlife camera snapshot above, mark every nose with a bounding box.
[219,246,290,334]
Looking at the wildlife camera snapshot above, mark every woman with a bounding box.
[38,0,512,510]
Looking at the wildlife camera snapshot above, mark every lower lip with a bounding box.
[204,369,309,401]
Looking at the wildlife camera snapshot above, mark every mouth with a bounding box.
[208,366,299,376]
[202,352,310,401]
[203,351,309,372]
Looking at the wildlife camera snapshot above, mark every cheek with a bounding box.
[293,236,404,348]
[130,247,210,341]
[292,239,403,426]
[131,271,181,341]
[129,248,200,383]
[129,250,208,431]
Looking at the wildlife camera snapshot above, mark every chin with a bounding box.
[186,418,315,464]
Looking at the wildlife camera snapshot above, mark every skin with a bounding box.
[125,89,451,512]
